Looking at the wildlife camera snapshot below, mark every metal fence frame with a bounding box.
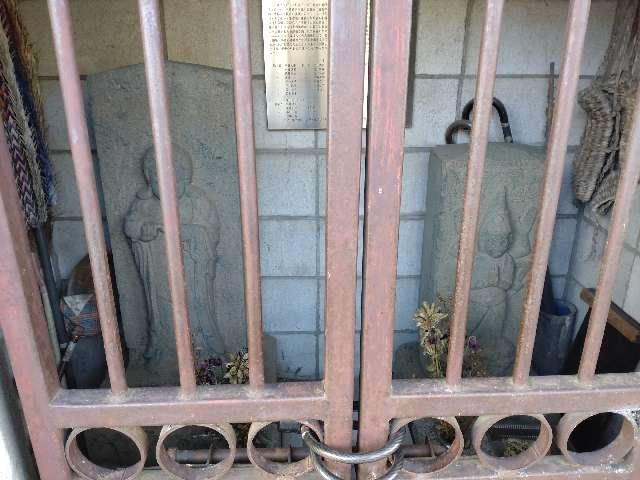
[1,0,640,479]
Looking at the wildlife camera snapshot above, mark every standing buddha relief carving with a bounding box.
[124,145,227,362]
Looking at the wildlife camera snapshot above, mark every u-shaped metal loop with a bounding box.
[461,97,513,143]
[445,119,473,145]
[301,423,406,480]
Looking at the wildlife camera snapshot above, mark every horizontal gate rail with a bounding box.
[395,456,636,480]
[389,374,640,417]
[48,382,328,428]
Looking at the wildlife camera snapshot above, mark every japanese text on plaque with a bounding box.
[262,0,367,129]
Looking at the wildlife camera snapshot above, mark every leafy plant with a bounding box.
[413,297,487,379]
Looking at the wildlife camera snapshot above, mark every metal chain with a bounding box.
[301,426,406,480]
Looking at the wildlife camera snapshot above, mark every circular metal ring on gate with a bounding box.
[247,420,322,477]
[391,417,463,474]
[556,412,637,466]
[65,426,148,480]
[471,414,552,471]
[156,423,236,480]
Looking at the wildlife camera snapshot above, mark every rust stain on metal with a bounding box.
[358,0,413,478]
[230,0,266,387]
[48,0,128,395]
[513,0,592,385]
[446,0,505,386]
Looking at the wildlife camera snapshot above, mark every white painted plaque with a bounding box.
[262,0,368,130]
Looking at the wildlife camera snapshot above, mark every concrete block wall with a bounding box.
[565,195,640,335]
[19,0,617,380]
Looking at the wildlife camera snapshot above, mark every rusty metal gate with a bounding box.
[1,0,640,479]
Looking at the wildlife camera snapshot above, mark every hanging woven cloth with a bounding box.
[573,0,640,215]
[0,0,51,227]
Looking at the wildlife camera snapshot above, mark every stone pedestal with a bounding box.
[88,62,246,386]
[420,143,544,375]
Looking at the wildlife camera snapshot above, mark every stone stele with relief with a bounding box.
[420,143,544,376]
[88,62,246,386]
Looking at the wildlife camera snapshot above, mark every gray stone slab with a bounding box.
[87,62,245,385]
[420,143,545,375]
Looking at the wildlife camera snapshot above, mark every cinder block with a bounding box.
[273,333,317,380]
[20,0,144,76]
[51,152,106,218]
[164,0,264,73]
[413,0,467,75]
[41,80,95,151]
[260,219,317,276]
[393,331,420,350]
[257,153,317,216]
[404,79,458,147]
[317,330,360,377]
[252,80,315,149]
[395,277,421,330]
[51,153,80,218]
[398,219,425,276]
[564,279,590,337]
[465,0,615,75]
[550,218,577,276]
[401,152,429,214]
[558,151,579,215]
[569,218,634,305]
[570,219,602,287]
[51,220,88,280]
[460,78,548,145]
[262,278,318,332]
[623,257,640,320]
[583,190,640,249]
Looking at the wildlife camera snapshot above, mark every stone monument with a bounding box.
[88,62,246,386]
[420,143,544,375]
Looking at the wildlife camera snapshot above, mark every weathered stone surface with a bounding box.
[88,62,245,385]
[420,143,544,375]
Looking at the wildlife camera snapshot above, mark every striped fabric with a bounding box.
[0,0,51,227]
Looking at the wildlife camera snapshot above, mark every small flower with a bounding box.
[466,335,479,354]
[225,350,249,385]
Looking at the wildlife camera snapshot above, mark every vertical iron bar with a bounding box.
[445,0,505,385]
[47,0,127,394]
[323,0,368,477]
[229,0,265,387]
[512,0,591,384]
[138,0,196,392]
[0,125,72,479]
[358,0,413,477]
[578,85,640,382]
